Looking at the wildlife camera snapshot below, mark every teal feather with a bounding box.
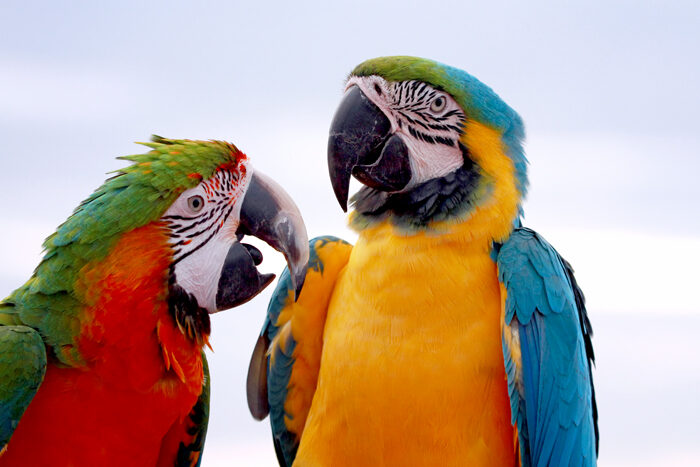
[498,228,597,466]
[255,236,348,467]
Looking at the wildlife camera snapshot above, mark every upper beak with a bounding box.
[215,170,309,312]
[238,171,309,298]
[327,85,411,211]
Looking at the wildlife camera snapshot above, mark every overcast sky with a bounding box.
[1,1,699,465]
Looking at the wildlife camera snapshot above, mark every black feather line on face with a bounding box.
[170,203,234,266]
[409,81,419,100]
[388,80,466,149]
[172,208,218,234]
[406,125,456,147]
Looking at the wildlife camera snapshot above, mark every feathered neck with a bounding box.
[349,146,490,232]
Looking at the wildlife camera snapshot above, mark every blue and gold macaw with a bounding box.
[247,56,598,466]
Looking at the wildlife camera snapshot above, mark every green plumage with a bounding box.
[0,136,244,366]
[352,56,517,133]
[352,56,455,94]
[176,352,211,467]
[0,326,46,449]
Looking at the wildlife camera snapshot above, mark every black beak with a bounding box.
[328,85,412,211]
[215,171,309,312]
[215,242,275,310]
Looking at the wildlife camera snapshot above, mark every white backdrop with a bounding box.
[1,1,699,465]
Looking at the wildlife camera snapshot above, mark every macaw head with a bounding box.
[328,56,527,238]
[27,137,308,352]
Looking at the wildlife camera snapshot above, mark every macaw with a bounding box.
[0,136,309,466]
[247,57,598,466]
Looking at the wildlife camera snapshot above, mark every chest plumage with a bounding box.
[295,226,515,466]
[0,225,202,466]
[251,56,596,467]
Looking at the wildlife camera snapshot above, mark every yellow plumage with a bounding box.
[283,125,523,465]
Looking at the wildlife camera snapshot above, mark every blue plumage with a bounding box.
[442,64,529,197]
[255,236,348,467]
[498,228,597,466]
[249,54,598,465]
[259,266,297,466]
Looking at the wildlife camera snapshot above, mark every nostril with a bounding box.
[242,243,264,266]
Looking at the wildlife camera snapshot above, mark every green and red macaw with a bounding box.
[248,57,598,466]
[0,137,309,466]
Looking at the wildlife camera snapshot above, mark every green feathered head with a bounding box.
[45,136,245,257]
[2,136,308,365]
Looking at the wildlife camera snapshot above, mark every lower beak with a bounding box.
[215,242,275,310]
[215,170,309,312]
[327,85,412,211]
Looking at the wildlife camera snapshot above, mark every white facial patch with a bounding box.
[346,75,467,188]
[161,160,252,312]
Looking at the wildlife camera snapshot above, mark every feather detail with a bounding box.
[162,344,171,371]
[171,353,186,384]
[176,316,186,336]
[202,334,213,352]
[250,236,352,466]
[498,228,597,466]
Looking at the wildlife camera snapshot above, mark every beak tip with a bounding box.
[292,268,307,301]
[328,85,392,213]
[331,183,349,213]
[240,170,309,302]
[262,273,276,288]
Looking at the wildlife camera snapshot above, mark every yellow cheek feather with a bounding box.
[351,120,522,250]
[445,120,521,243]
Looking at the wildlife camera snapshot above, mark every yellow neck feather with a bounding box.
[356,121,522,250]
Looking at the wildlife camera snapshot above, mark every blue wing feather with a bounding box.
[498,228,597,467]
[260,266,298,467]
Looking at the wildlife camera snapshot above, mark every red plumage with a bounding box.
[1,224,204,466]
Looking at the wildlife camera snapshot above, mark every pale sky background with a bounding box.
[1,1,699,466]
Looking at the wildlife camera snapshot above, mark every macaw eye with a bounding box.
[430,96,447,113]
[187,195,205,212]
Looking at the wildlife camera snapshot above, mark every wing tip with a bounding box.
[246,333,271,420]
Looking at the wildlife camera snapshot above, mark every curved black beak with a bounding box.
[215,170,309,312]
[328,86,391,211]
[237,171,309,299]
[328,85,412,211]
[215,242,276,310]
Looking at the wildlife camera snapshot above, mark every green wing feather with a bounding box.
[157,352,210,467]
[5,136,244,367]
[175,353,210,467]
[0,324,47,451]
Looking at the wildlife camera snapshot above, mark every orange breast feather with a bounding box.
[1,224,203,466]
